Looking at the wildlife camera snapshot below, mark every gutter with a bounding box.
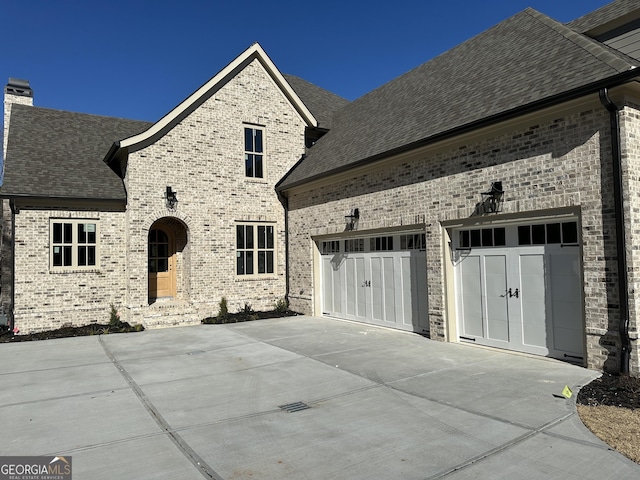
[599,87,632,375]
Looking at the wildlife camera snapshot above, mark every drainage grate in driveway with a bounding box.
[279,401,311,413]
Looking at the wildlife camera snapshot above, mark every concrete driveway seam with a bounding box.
[0,386,130,410]
[423,411,579,480]
[98,335,224,480]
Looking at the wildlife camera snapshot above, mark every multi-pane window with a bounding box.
[518,221,578,245]
[400,233,426,250]
[459,227,506,248]
[321,241,340,254]
[51,220,98,269]
[345,239,364,252]
[237,224,274,275]
[244,126,264,178]
[148,229,169,273]
[370,236,394,251]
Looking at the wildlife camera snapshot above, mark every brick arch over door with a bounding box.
[148,217,190,303]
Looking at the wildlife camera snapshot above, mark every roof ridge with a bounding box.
[11,103,153,124]
[523,8,636,73]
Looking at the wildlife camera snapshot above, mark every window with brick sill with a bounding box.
[50,219,99,270]
[236,223,275,276]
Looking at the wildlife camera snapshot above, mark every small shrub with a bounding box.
[109,304,122,327]
[217,297,229,322]
[274,297,289,314]
[238,302,254,315]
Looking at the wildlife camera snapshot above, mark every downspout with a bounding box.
[8,198,16,333]
[277,191,290,306]
[599,87,631,375]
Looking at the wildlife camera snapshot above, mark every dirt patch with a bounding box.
[577,373,640,464]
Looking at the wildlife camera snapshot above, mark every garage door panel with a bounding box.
[370,257,384,321]
[485,256,509,342]
[384,256,396,323]
[346,258,357,316]
[553,325,584,354]
[460,256,484,338]
[332,260,343,315]
[356,257,367,318]
[521,299,547,348]
[401,256,413,326]
[322,258,334,314]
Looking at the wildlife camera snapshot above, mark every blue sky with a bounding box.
[2,0,611,123]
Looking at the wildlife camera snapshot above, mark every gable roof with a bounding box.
[1,104,151,200]
[105,43,318,171]
[283,74,349,129]
[277,8,639,191]
[567,0,640,34]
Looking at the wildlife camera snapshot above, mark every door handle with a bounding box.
[508,288,519,298]
[362,280,371,287]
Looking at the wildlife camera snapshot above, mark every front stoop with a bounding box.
[141,299,200,329]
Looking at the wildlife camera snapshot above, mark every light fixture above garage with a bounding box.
[165,186,178,210]
[481,181,503,213]
[345,208,360,231]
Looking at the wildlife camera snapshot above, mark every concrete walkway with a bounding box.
[0,316,637,479]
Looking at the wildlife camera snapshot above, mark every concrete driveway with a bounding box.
[1,316,638,479]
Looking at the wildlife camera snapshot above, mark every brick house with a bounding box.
[1,43,347,331]
[4,1,640,375]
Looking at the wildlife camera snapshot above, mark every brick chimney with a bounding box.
[3,78,33,165]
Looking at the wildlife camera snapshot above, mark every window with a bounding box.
[51,219,98,269]
[345,239,364,252]
[244,126,264,178]
[400,234,426,250]
[321,241,340,254]
[237,223,274,275]
[370,236,394,251]
[518,221,578,246]
[148,229,169,273]
[459,227,506,248]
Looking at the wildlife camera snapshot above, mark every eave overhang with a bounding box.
[276,67,640,194]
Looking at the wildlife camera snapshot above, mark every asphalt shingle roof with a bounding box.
[567,0,640,33]
[278,8,638,190]
[2,105,152,200]
[283,74,350,129]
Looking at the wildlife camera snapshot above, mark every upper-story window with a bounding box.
[244,126,264,178]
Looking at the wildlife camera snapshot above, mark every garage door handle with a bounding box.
[508,288,519,298]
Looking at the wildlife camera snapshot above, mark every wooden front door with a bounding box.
[149,227,175,298]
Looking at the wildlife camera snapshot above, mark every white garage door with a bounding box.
[453,219,584,361]
[320,233,429,334]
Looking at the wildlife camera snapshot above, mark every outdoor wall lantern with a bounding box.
[481,181,503,213]
[165,186,178,210]
[345,208,360,231]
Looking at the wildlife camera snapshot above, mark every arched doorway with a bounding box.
[149,225,175,299]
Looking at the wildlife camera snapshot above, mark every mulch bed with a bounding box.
[0,322,143,343]
[0,310,300,343]
[577,373,640,410]
[201,310,299,324]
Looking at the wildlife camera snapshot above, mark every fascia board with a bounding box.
[119,43,317,153]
